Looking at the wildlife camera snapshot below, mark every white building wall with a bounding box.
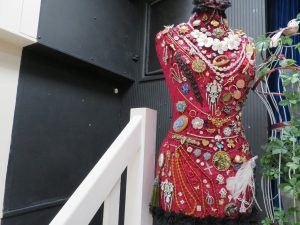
[0,0,41,220]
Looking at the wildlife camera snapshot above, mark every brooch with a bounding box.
[206,80,222,113]
[181,83,190,94]
[192,59,206,73]
[192,117,204,130]
[212,151,231,171]
[173,115,189,133]
[176,101,187,113]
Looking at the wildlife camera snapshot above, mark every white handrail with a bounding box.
[49,108,157,225]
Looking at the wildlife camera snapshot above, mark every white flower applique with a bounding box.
[197,34,214,48]
[225,34,241,50]
[191,30,203,39]
[212,39,228,54]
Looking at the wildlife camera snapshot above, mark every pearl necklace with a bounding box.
[183,36,246,78]
[186,23,242,54]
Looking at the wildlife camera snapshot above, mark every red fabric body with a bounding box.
[154,11,256,220]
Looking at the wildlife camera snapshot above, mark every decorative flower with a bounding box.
[176,101,187,113]
[191,29,203,39]
[197,35,214,48]
[212,39,228,54]
[178,25,189,34]
[225,34,241,50]
[192,117,204,129]
[227,139,235,148]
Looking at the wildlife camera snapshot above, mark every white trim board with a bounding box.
[0,40,23,220]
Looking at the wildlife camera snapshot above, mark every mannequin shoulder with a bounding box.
[234,29,256,62]
[234,29,255,45]
[155,25,174,43]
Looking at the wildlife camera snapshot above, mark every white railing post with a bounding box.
[49,108,157,225]
[103,179,121,225]
[124,108,157,225]
[49,115,142,225]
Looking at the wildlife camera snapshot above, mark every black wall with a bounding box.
[38,0,141,80]
[3,0,142,224]
[2,45,125,225]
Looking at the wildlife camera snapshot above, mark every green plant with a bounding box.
[255,13,300,225]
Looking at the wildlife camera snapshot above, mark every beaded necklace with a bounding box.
[182,34,246,78]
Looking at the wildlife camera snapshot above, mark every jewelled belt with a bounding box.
[171,133,239,145]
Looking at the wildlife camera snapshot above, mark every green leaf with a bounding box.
[283,79,291,86]
[281,184,293,192]
[289,137,297,142]
[292,157,300,163]
[259,67,271,78]
[287,162,299,170]
[279,99,290,106]
[291,77,299,84]
[290,178,298,185]
[255,35,271,52]
[279,59,296,67]
[287,207,299,215]
[296,180,300,188]
[272,148,287,154]
[280,36,293,45]
[297,13,300,20]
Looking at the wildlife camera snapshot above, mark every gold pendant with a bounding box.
[192,59,206,73]
[206,128,216,134]
[211,20,220,27]
[202,14,208,21]
[210,117,229,128]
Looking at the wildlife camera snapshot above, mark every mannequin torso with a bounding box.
[151,9,258,223]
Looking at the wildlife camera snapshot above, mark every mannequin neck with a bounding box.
[189,10,230,33]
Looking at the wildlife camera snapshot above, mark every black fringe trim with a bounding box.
[150,206,260,225]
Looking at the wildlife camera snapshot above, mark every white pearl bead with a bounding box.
[193,20,201,27]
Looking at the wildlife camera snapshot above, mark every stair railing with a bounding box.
[49,108,157,225]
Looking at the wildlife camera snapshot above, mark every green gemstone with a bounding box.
[222,93,232,102]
